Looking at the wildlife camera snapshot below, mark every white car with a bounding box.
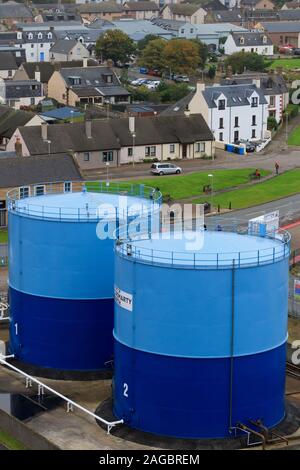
[131,78,148,86]
[145,80,160,90]
[151,163,182,176]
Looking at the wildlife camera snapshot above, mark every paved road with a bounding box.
[210,193,300,226]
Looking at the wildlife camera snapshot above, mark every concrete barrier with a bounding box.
[0,407,59,450]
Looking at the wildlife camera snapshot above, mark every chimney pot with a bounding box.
[85,119,92,139]
[14,137,22,157]
[41,122,48,141]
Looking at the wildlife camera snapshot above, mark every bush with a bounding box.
[287,103,299,119]
[143,158,159,163]
[267,116,278,131]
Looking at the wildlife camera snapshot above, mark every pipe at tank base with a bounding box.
[0,355,123,433]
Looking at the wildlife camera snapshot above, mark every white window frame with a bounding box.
[64,181,72,193]
[34,185,45,196]
[169,144,175,153]
[19,186,30,199]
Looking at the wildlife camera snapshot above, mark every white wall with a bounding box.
[224,35,274,56]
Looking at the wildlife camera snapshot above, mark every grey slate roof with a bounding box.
[0,3,32,19]
[210,10,244,23]
[59,66,130,97]
[231,31,272,47]
[50,39,82,54]
[279,9,300,20]
[220,72,288,95]
[160,92,195,116]
[79,2,123,13]
[19,60,98,84]
[0,105,36,139]
[281,1,300,8]
[0,51,17,71]
[17,114,213,156]
[4,80,43,100]
[124,1,159,11]
[202,84,267,108]
[261,21,300,32]
[0,154,82,188]
[42,11,81,22]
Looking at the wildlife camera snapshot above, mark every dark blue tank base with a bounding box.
[96,398,300,449]
[113,340,286,439]
[9,287,114,372]
[7,357,113,381]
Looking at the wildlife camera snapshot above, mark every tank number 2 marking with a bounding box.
[123,383,129,398]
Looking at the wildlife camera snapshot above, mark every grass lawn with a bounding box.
[0,430,26,450]
[288,125,300,145]
[87,169,270,201]
[193,169,300,210]
[0,229,7,243]
[269,58,300,70]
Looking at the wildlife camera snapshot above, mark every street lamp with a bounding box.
[106,161,110,186]
[131,131,136,167]
[70,110,74,124]
[208,174,214,213]
[46,139,51,157]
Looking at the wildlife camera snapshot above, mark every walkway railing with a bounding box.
[115,223,291,270]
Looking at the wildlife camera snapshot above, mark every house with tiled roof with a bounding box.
[161,3,207,24]
[49,39,90,62]
[123,1,159,20]
[48,66,130,107]
[224,31,274,55]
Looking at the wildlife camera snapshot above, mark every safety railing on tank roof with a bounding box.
[6,181,162,221]
[115,223,291,270]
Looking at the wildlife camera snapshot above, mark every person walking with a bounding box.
[275,162,279,175]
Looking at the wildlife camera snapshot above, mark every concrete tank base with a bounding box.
[95,398,300,450]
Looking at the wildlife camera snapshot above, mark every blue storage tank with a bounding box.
[113,227,290,438]
[7,181,161,375]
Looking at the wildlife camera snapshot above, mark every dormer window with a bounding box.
[17,31,22,40]
[239,36,244,45]
[47,32,52,39]
[69,76,81,86]
[251,97,258,107]
[104,74,113,84]
[38,33,42,40]
[218,99,225,110]
[28,33,33,40]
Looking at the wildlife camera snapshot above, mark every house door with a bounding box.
[182,144,187,159]
[39,52,45,62]
[234,131,239,143]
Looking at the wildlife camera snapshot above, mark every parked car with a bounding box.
[151,163,182,176]
[173,75,190,83]
[130,78,148,86]
[145,80,160,90]
[279,45,294,54]
[236,140,256,153]
[294,48,300,55]
[139,67,148,74]
[147,69,162,77]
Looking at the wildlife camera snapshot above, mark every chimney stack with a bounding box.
[41,122,48,141]
[14,137,22,157]
[129,116,135,134]
[83,57,88,68]
[35,64,41,82]
[252,78,260,88]
[85,119,92,139]
[196,81,205,95]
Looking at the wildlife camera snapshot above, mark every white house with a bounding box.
[187,82,269,143]
[224,31,274,56]
[0,79,44,110]
[221,72,289,123]
[49,39,90,62]
[16,29,56,62]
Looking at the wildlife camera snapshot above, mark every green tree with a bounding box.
[139,38,166,71]
[137,34,159,52]
[95,30,136,65]
[208,65,216,79]
[162,39,200,75]
[224,52,268,74]
[190,39,208,69]
[157,82,191,103]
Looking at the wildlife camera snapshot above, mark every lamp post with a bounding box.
[131,131,136,167]
[46,139,51,157]
[106,161,110,186]
[70,110,74,124]
[208,173,214,213]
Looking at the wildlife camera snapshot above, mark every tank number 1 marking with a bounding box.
[123,383,129,398]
